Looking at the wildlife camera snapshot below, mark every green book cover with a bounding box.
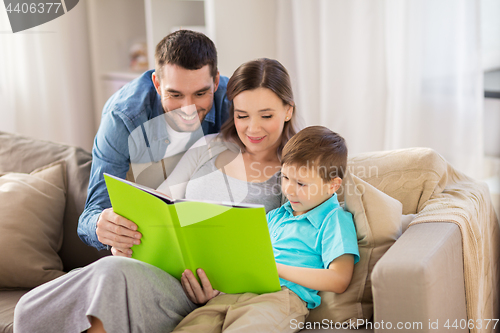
[104,173,281,294]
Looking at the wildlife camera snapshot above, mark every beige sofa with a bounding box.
[0,131,498,333]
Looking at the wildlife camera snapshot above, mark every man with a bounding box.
[78,30,229,256]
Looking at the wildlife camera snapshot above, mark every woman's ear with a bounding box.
[285,104,294,121]
[328,177,342,195]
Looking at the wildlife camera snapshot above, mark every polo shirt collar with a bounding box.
[282,194,340,229]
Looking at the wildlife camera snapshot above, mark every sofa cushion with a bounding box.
[307,172,402,325]
[401,214,416,232]
[342,148,448,214]
[0,290,29,333]
[0,162,67,289]
[0,131,109,270]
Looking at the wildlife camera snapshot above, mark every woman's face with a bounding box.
[233,88,293,156]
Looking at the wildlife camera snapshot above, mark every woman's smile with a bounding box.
[247,135,266,143]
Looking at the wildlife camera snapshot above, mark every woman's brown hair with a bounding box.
[219,58,297,159]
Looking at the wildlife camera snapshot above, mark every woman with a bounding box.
[157,57,297,213]
[14,58,299,333]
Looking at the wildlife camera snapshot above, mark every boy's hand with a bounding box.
[181,268,220,304]
[96,208,142,257]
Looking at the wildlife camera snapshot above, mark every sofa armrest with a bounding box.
[371,222,467,333]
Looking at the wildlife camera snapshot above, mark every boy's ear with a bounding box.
[329,177,342,195]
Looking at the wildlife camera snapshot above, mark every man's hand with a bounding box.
[180,268,220,305]
[96,208,142,257]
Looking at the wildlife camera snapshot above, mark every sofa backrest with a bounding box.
[0,131,109,271]
[339,147,449,215]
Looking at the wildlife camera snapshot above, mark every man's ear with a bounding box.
[329,177,342,195]
[213,71,220,92]
[152,72,161,95]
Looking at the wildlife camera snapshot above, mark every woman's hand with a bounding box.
[180,268,220,304]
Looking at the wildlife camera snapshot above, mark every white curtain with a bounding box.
[0,2,95,152]
[277,0,483,178]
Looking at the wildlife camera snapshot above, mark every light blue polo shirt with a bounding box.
[266,194,360,309]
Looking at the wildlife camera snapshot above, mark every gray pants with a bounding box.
[14,256,198,333]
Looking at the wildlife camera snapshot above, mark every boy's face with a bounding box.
[281,163,341,216]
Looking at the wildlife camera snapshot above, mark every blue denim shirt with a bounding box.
[78,69,229,250]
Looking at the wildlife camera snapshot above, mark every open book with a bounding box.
[104,173,281,294]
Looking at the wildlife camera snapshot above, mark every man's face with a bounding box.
[152,64,219,132]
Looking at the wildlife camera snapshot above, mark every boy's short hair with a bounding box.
[281,126,348,181]
[155,30,218,80]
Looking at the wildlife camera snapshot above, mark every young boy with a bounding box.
[173,126,360,333]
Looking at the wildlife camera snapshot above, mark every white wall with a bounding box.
[481,0,500,71]
[146,0,205,69]
[86,0,147,129]
[205,0,277,78]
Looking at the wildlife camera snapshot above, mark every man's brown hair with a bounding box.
[220,58,297,158]
[281,126,348,181]
[155,30,218,80]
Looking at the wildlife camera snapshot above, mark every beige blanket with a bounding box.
[410,163,500,333]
